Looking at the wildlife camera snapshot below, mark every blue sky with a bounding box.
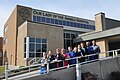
[0,0,120,36]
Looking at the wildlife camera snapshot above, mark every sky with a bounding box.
[0,0,120,37]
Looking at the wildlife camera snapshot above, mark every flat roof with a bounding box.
[74,26,120,43]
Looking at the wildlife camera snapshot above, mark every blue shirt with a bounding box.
[87,46,93,54]
[68,51,76,64]
[92,45,101,53]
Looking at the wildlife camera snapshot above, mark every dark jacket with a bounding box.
[56,53,65,60]
[56,53,65,67]
[81,47,88,56]
[48,55,55,62]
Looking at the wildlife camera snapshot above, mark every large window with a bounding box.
[32,15,95,30]
[64,32,78,49]
[24,37,48,58]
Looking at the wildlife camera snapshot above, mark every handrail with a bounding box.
[4,48,120,79]
[9,49,120,71]
[28,58,36,65]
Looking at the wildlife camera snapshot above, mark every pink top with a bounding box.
[63,53,69,66]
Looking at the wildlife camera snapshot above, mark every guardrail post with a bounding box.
[5,62,8,80]
[76,63,81,80]
[29,67,31,72]
[47,63,49,73]
[115,51,118,57]
[112,51,115,57]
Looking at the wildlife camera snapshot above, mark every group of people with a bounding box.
[40,40,101,74]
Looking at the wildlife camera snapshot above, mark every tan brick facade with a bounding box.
[17,21,63,66]
[3,5,64,66]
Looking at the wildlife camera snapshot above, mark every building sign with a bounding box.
[19,8,30,20]
[32,9,88,24]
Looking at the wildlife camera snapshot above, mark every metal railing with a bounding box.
[28,57,42,65]
[4,49,120,80]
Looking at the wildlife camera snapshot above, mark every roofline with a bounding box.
[74,26,120,43]
[17,5,95,22]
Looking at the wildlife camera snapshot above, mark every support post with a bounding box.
[76,63,81,80]
[5,62,8,80]
[47,63,49,73]
[112,51,115,58]
[115,51,118,57]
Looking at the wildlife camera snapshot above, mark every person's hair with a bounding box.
[92,40,97,45]
[43,52,47,58]
[61,48,65,54]
[73,47,78,52]
[81,42,85,47]
[78,45,81,49]
[56,48,60,51]
[48,50,52,53]
[68,46,72,52]
[56,48,61,54]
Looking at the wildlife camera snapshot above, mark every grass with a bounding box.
[0,66,5,73]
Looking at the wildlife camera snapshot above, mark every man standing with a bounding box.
[86,42,94,60]
[92,40,101,59]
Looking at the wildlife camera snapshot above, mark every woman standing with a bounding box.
[40,52,48,74]
[80,42,88,62]
[61,48,70,66]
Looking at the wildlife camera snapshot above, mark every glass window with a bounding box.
[29,38,35,42]
[29,53,35,58]
[33,16,37,21]
[24,53,26,58]
[36,38,41,43]
[64,39,67,49]
[29,44,35,52]
[42,17,45,22]
[36,53,42,57]
[64,33,65,38]
[24,44,26,52]
[71,34,76,39]
[73,23,76,27]
[67,21,70,26]
[42,44,47,52]
[51,18,54,24]
[36,44,41,52]
[66,40,70,48]
[59,20,62,25]
[84,24,87,29]
[37,16,41,22]
[76,23,79,28]
[46,18,50,23]
[81,24,84,28]
[76,34,78,37]
[63,21,66,26]
[55,19,58,24]
[78,23,81,28]
[24,38,26,43]
[24,37,47,58]
[66,33,70,38]
[70,22,73,27]
[42,39,47,43]
[89,25,91,29]
[86,25,89,29]
[93,26,95,30]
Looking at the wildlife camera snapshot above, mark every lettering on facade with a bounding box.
[19,8,30,20]
[32,10,88,24]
